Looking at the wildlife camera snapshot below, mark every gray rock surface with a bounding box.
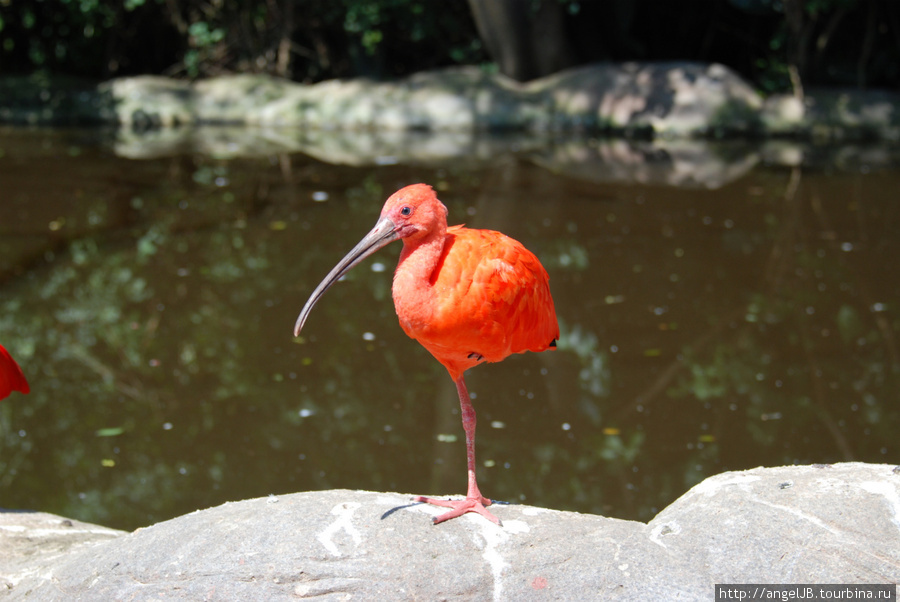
[0,512,123,593]
[101,63,761,136]
[2,463,898,600]
[5,64,899,139]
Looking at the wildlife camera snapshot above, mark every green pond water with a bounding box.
[1,126,898,530]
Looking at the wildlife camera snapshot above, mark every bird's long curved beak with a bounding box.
[293,217,398,337]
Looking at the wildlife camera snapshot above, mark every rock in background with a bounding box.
[3,63,899,140]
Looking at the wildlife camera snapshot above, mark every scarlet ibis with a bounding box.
[294,184,558,525]
[0,343,30,401]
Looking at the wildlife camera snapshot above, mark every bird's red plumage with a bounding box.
[394,224,558,380]
[385,185,558,381]
[0,343,29,401]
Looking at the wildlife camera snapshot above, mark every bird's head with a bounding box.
[380,183,448,243]
[293,183,447,337]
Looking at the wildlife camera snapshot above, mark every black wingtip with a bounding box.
[549,339,557,348]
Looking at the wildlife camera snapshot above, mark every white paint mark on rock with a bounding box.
[475,518,530,602]
[316,502,362,557]
[521,507,550,516]
[860,480,900,532]
[0,525,120,537]
[648,520,681,548]
[691,474,761,498]
[752,498,841,536]
[375,494,408,507]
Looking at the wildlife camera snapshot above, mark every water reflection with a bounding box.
[0,127,897,530]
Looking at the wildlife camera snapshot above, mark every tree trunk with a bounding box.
[467,0,577,81]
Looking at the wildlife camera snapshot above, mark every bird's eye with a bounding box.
[400,206,412,216]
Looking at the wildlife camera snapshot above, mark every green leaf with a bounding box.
[95,427,125,437]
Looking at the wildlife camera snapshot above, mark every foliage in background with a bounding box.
[0,0,897,91]
[0,0,485,81]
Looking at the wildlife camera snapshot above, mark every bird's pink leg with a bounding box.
[415,375,501,525]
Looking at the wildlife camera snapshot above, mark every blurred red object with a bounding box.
[0,343,30,400]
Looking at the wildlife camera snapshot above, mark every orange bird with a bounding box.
[294,184,558,525]
[0,343,30,401]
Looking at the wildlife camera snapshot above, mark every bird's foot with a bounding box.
[414,494,501,525]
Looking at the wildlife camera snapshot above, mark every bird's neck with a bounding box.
[396,226,446,288]
[392,226,447,326]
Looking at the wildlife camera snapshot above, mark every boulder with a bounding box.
[0,511,123,594]
[2,463,898,600]
[104,63,763,136]
[5,64,900,138]
[526,62,763,136]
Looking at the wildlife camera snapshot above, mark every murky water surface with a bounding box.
[1,127,898,530]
